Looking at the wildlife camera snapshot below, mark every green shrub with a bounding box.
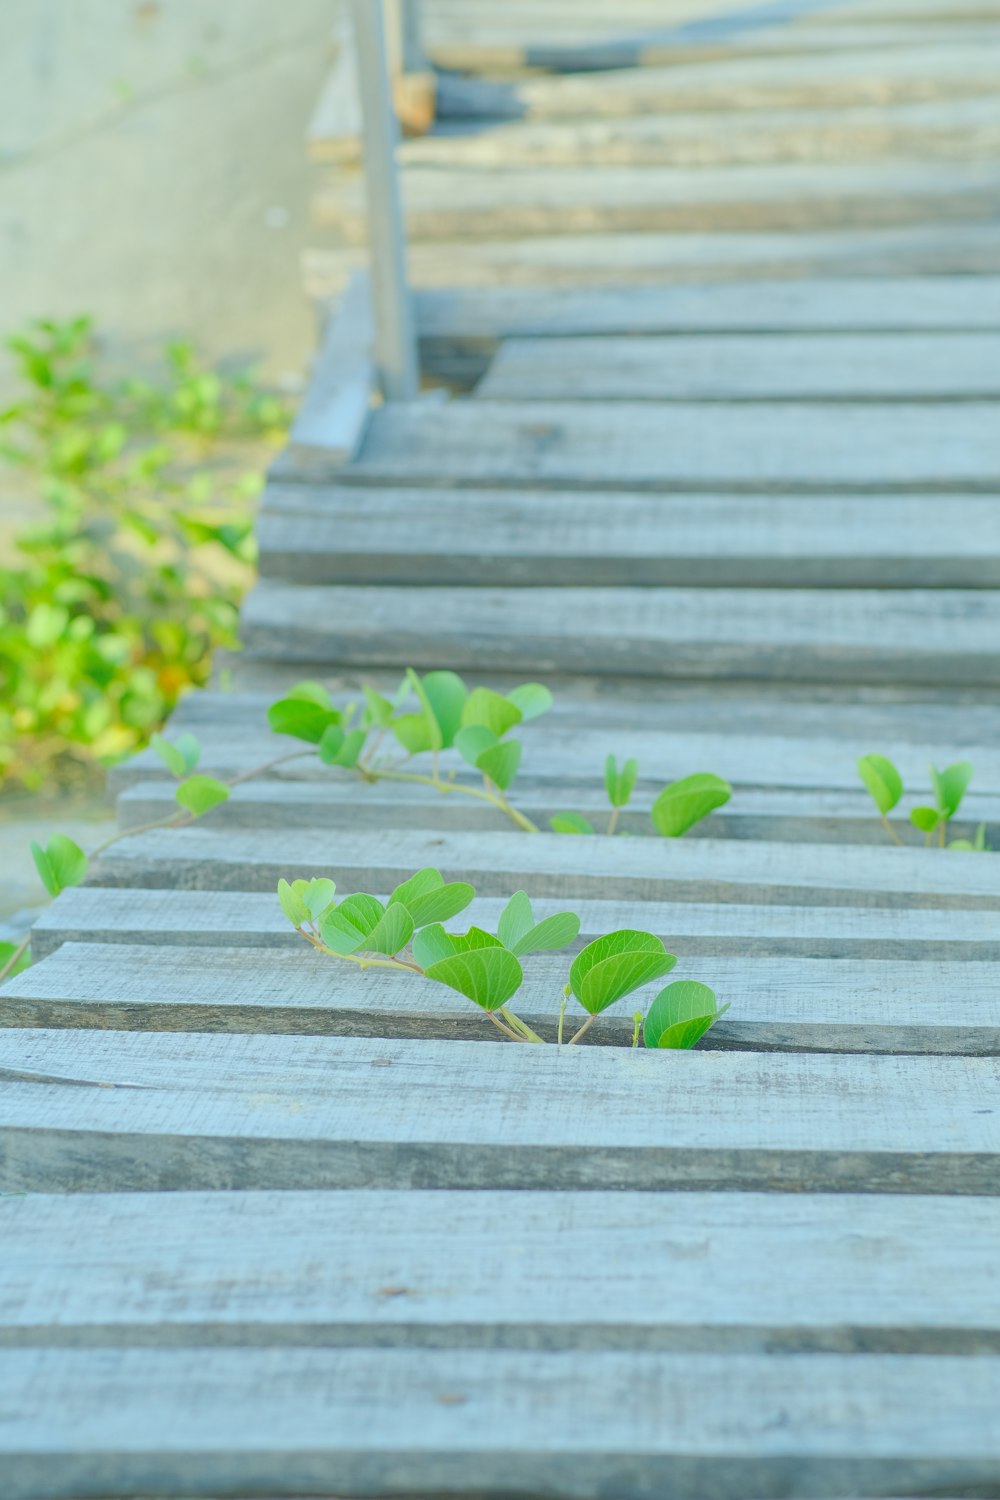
[0,316,288,788]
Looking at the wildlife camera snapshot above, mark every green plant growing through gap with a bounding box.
[857,753,986,850]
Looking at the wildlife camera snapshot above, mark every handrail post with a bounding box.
[348,0,419,402]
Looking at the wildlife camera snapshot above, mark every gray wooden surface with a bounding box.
[3,1029,998,1194]
[5,1188,1000,1351]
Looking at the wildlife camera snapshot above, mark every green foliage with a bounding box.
[650,772,732,838]
[605,755,638,809]
[550,812,595,835]
[150,731,199,778]
[0,315,288,788]
[857,754,903,817]
[30,833,88,896]
[0,940,31,979]
[277,867,718,1047]
[175,774,229,818]
[644,980,728,1050]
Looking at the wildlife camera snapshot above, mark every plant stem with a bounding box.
[489,1012,527,1043]
[567,1012,597,1046]
[606,807,620,837]
[300,930,422,974]
[0,933,30,986]
[228,748,316,788]
[499,1006,545,1044]
[557,998,567,1047]
[880,815,903,847]
[374,768,538,833]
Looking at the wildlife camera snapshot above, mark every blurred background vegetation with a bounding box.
[0,316,289,793]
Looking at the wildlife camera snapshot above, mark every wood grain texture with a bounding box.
[5,1188,1000,1351]
[4,1346,1000,1500]
[240,580,1000,684]
[86,825,1000,909]
[477,332,1000,401]
[346,400,1000,490]
[257,487,1000,587]
[2,1029,998,1194]
[30,887,1000,963]
[6,943,1000,1054]
[316,160,1000,243]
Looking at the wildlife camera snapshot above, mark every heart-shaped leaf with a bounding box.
[508,911,580,958]
[389,868,443,908]
[476,738,522,791]
[175,775,230,818]
[412,923,458,969]
[413,669,468,749]
[268,697,341,744]
[300,878,336,921]
[277,878,311,928]
[857,754,903,816]
[604,754,638,809]
[910,806,941,834]
[497,891,534,951]
[461,687,522,739]
[424,947,524,1012]
[643,980,727,1050]
[650,773,731,838]
[550,812,594,835]
[388,868,475,928]
[150,731,200,778]
[31,834,88,898]
[570,930,677,1016]
[506,683,553,722]
[931,761,973,819]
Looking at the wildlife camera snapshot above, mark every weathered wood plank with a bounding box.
[304,224,1000,298]
[316,160,1000,243]
[4,1346,1000,1500]
[285,273,374,471]
[5,1189,1000,1351]
[29,888,1000,963]
[6,943,1000,1054]
[240,581,1000,684]
[257,487,1000,587]
[477,333,1000,401]
[2,1030,998,1193]
[115,775,1000,849]
[344,401,1000,491]
[86,826,1000,910]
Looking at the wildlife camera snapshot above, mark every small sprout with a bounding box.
[857,754,903,816]
[643,980,728,1050]
[650,772,731,838]
[30,834,88,897]
[931,761,973,821]
[175,775,229,818]
[604,755,638,809]
[910,805,941,838]
[949,823,989,853]
[150,731,200,778]
[631,1011,642,1049]
[550,812,595,835]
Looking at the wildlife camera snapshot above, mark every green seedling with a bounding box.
[278,870,722,1049]
[858,753,984,849]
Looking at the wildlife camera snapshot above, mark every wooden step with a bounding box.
[6,1188,1000,1350]
[315,161,1000,243]
[340,400,1000,491]
[86,826,1000,910]
[30,887,1000,963]
[5,1345,999,1500]
[240,581,1000,685]
[2,1029,998,1193]
[258,486,1000,588]
[476,332,1000,401]
[6,942,1000,1054]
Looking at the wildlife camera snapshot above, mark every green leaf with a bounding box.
[949,823,989,853]
[424,947,524,1012]
[650,772,731,838]
[150,731,200,778]
[286,680,333,710]
[569,930,677,1016]
[362,686,395,728]
[336,893,385,932]
[277,878,311,928]
[455,724,497,768]
[506,683,553,722]
[549,812,595,835]
[366,903,415,956]
[319,893,386,955]
[508,911,580,958]
[406,883,476,928]
[497,891,534,952]
[857,754,903,816]
[414,669,468,749]
[389,868,444,908]
[176,775,230,818]
[476,738,522,791]
[460,687,522,739]
[318,725,367,768]
[300,878,336,921]
[910,806,941,834]
[391,711,436,755]
[643,980,729,1051]
[0,940,30,979]
[412,923,457,969]
[447,927,504,954]
[604,754,638,809]
[268,696,340,744]
[30,834,88,897]
[930,761,974,819]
